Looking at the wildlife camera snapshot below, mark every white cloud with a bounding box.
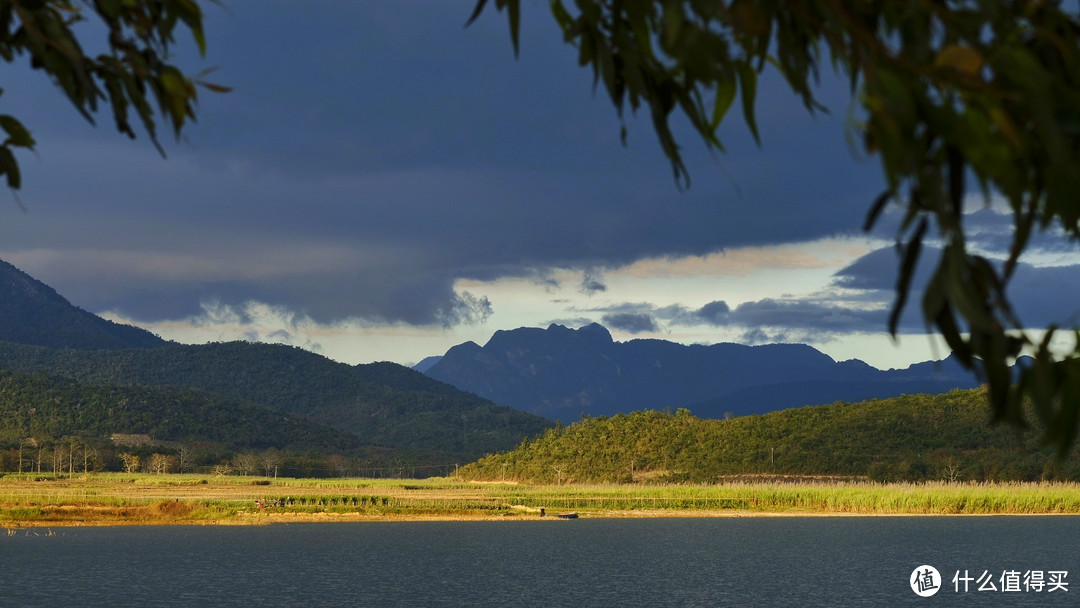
[100,299,499,367]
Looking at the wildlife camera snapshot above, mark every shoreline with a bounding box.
[4,474,1080,528]
[6,508,1079,529]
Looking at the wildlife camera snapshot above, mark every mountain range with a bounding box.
[0,256,987,474]
[0,260,551,468]
[421,323,982,421]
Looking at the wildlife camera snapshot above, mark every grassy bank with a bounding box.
[2,473,1079,527]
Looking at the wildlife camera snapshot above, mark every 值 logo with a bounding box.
[911,565,942,597]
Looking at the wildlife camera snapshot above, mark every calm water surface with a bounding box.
[1,517,1078,606]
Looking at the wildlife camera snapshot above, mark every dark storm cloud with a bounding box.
[964,208,1080,262]
[602,312,659,334]
[1006,264,1080,327]
[741,328,779,344]
[833,245,1080,330]
[590,297,890,337]
[723,298,886,333]
[579,270,607,295]
[832,246,921,292]
[655,297,893,335]
[695,300,731,324]
[435,291,494,328]
[1,1,891,327]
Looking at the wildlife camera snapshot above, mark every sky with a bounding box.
[2,1,1080,370]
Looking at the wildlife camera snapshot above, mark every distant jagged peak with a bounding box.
[481,322,616,353]
[747,341,838,366]
[837,358,877,371]
[443,340,482,357]
[421,320,984,420]
[574,322,613,343]
[542,321,610,337]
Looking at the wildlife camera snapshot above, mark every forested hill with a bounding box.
[0,369,364,456]
[0,260,166,349]
[0,340,553,462]
[458,389,1080,484]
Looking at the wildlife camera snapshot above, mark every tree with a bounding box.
[260,448,281,477]
[175,443,194,473]
[118,452,139,473]
[50,440,65,473]
[17,436,36,473]
[65,435,79,477]
[325,453,348,477]
[148,452,176,474]
[0,1,225,192]
[473,0,1080,452]
[232,451,258,476]
[80,443,102,473]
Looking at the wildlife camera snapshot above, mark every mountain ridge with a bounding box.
[0,259,552,467]
[0,339,553,462]
[0,260,167,349]
[422,323,981,420]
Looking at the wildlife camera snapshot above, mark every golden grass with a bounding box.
[2,473,1079,527]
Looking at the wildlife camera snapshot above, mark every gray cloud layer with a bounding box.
[581,234,1080,341]
[1,2,1006,330]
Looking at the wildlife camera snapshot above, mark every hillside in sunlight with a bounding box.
[458,388,1079,484]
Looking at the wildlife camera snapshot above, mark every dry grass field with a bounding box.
[3,473,1080,527]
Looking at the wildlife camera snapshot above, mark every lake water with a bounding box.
[1,517,1078,606]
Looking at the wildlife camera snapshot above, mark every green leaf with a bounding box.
[891,216,926,335]
[467,0,520,56]
[0,145,21,189]
[551,1,573,31]
[95,0,123,20]
[736,60,759,144]
[507,0,521,57]
[943,247,996,332]
[174,0,207,56]
[466,0,491,27]
[197,81,232,94]
[0,115,34,148]
[934,44,983,75]
[862,189,891,232]
[711,78,736,132]
[158,67,192,135]
[661,2,682,48]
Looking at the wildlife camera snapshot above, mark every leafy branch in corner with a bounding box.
[472,0,1080,454]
